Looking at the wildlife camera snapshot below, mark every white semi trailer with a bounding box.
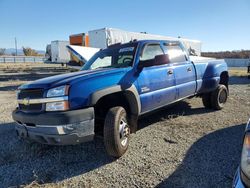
[88,28,202,56]
[67,27,202,68]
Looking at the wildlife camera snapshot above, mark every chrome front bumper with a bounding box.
[12,107,95,145]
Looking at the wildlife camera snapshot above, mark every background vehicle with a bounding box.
[233,119,250,188]
[88,28,201,56]
[51,40,70,63]
[12,40,228,157]
[67,27,202,67]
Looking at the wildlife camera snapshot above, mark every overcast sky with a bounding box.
[0,0,250,51]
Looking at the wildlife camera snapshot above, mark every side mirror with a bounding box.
[154,54,170,65]
[137,54,170,69]
[137,59,152,69]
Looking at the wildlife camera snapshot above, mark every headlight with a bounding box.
[241,132,250,179]
[46,85,70,111]
[46,101,69,111]
[47,85,69,98]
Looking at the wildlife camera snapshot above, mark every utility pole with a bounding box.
[15,37,17,56]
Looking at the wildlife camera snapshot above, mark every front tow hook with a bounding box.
[16,125,28,139]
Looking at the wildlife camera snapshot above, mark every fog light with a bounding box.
[63,124,74,131]
[54,138,61,143]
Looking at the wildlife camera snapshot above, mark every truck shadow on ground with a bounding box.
[0,122,114,187]
[138,100,214,130]
[0,100,216,187]
[156,123,245,188]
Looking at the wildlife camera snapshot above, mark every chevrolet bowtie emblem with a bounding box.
[22,98,30,106]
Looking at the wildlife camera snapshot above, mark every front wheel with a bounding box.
[103,106,130,158]
[211,84,228,110]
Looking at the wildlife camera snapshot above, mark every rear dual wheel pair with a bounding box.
[202,84,228,110]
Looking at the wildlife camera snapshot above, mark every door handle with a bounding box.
[187,67,192,72]
[167,69,173,75]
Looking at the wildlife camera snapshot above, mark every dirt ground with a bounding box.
[0,67,249,188]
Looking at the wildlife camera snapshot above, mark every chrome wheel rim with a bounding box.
[219,89,227,104]
[119,118,130,147]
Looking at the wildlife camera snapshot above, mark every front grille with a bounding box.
[18,89,44,99]
[19,104,43,112]
[18,89,44,112]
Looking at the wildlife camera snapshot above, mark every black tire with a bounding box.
[202,93,212,108]
[103,106,130,158]
[211,84,228,110]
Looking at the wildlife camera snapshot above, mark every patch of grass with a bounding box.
[0,63,63,70]
[229,69,249,77]
[0,63,69,73]
[0,62,58,67]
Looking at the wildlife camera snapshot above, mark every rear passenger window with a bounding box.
[164,43,187,63]
[140,44,164,61]
[117,55,133,67]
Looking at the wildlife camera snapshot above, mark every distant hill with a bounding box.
[4,48,45,55]
[201,50,250,59]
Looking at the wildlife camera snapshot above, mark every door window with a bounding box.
[163,43,187,63]
[140,44,164,61]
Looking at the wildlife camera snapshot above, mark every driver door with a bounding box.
[136,43,176,113]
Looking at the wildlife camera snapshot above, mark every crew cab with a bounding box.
[12,40,229,157]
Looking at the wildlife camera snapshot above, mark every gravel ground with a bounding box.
[0,71,249,188]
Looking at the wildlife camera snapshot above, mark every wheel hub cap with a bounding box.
[219,89,227,104]
[119,119,130,147]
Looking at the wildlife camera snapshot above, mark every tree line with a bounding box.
[0,47,42,56]
[201,50,250,59]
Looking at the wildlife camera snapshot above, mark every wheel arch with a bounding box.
[89,85,141,133]
[219,71,229,89]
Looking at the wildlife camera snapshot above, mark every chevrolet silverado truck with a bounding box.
[12,40,229,157]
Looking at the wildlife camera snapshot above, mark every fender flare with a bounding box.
[88,84,141,116]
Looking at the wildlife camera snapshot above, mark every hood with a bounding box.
[19,68,128,90]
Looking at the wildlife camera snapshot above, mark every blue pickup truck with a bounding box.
[12,40,229,157]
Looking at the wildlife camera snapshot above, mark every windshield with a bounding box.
[82,43,137,70]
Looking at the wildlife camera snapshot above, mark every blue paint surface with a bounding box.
[20,40,228,113]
